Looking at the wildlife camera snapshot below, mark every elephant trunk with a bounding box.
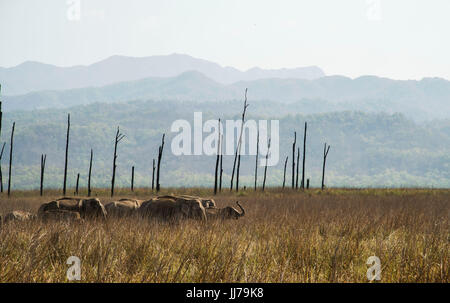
[236,201,245,217]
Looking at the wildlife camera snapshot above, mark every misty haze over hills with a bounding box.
[0,54,449,188]
[0,54,324,95]
[3,69,450,121]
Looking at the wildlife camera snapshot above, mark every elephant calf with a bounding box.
[38,197,107,220]
[205,201,245,220]
[39,209,82,222]
[2,210,36,224]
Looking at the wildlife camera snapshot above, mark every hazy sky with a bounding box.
[1,0,449,80]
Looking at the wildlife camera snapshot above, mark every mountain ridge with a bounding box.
[0,54,325,95]
[3,70,450,121]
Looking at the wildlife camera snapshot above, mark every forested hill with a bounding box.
[1,99,449,190]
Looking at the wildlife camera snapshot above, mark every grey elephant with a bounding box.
[104,198,143,217]
[38,197,107,220]
[139,196,207,222]
[157,194,216,209]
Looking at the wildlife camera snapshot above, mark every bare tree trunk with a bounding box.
[230,88,249,191]
[111,126,125,197]
[214,119,221,195]
[156,134,165,192]
[254,129,259,191]
[40,154,46,196]
[219,134,223,192]
[322,143,331,190]
[63,114,70,196]
[291,131,296,189]
[301,122,307,189]
[307,178,310,189]
[152,159,155,191]
[88,149,93,197]
[7,122,15,197]
[75,173,80,195]
[262,138,271,191]
[0,142,5,193]
[282,156,288,188]
[295,147,300,189]
[131,166,134,191]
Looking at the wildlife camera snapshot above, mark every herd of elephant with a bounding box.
[0,195,246,226]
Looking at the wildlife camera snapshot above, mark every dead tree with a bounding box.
[322,143,331,190]
[156,133,165,192]
[111,126,125,197]
[152,159,155,191]
[295,147,300,189]
[301,122,307,189]
[307,178,310,189]
[40,154,46,196]
[230,88,249,191]
[262,138,271,191]
[75,173,80,195]
[282,156,288,188]
[214,119,221,195]
[219,134,223,192]
[0,84,3,141]
[7,122,15,197]
[88,149,93,197]
[63,113,70,195]
[131,166,135,191]
[0,142,5,192]
[291,131,296,188]
[254,129,259,191]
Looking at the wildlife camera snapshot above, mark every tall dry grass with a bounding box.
[0,188,448,282]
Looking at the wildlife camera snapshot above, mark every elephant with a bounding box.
[104,198,143,217]
[38,197,107,220]
[2,210,36,224]
[156,195,216,209]
[138,196,207,222]
[205,201,245,220]
[39,209,82,222]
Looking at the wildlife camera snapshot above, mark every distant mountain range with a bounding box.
[0,54,324,95]
[3,70,450,121]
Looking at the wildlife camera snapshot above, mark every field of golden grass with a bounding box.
[0,188,448,282]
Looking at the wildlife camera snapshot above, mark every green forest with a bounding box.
[1,99,449,190]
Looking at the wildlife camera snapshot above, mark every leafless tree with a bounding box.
[75,173,80,195]
[131,166,135,191]
[214,119,221,195]
[262,138,271,191]
[219,134,223,192]
[152,159,155,191]
[40,154,46,196]
[301,122,307,189]
[7,122,15,197]
[254,128,259,191]
[230,88,249,191]
[322,143,331,190]
[111,126,125,197]
[280,156,287,188]
[291,131,296,189]
[0,142,5,192]
[295,147,300,189]
[156,133,165,192]
[88,149,93,197]
[63,113,70,195]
